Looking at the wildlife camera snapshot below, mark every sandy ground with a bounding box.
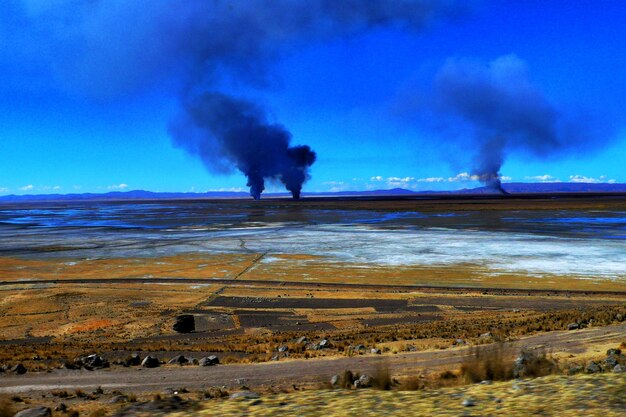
[2,322,624,395]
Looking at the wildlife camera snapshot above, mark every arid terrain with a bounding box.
[1,195,625,415]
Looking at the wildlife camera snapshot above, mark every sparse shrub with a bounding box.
[461,343,514,383]
[372,365,392,390]
[0,397,14,417]
[88,408,107,417]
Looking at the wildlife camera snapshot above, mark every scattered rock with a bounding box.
[613,364,626,373]
[330,374,340,388]
[479,332,492,339]
[585,361,602,374]
[199,355,219,366]
[296,336,308,344]
[167,355,189,366]
[604,356,619,369]
[406,344,417,351]
[353,374,372,389]
[230,391,260,400]
[125,353,141,367]
[115,395,192,415]
[277,345,289,353]
[108,395,128,404]
[454,339,465,346]
[80,354,109,369]
[54,403,67,412]
[607,348,622,356]
[616,313,624,322]
[318,339,331,349]
[462,398,476,407]
[173,314,195,333]
[568,365,584,375]
[371,348,381,355]
[567,323,579,330]
[141,356,160,368]
[14,407,52,417]
[11,364,27,375]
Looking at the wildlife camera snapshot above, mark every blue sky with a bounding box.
[1,0,625,195]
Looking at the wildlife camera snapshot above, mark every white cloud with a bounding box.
[107,183,129,190]
[0,187,8,193]
[525,174,560,182]
[448,172,480,182]
[370,176,384,182]
[569,175,616,184]
[501,176,513,182]
[73,185,82,190]
[20,184,34,191]
[416,177,446,183]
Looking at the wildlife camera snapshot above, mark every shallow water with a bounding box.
[0,201,624,278]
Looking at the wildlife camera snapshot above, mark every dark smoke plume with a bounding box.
[418,55,600,192]
[170,93,316,199]
[3,0,466,198]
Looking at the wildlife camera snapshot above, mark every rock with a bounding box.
[604,356,619,369]
[462,398,476,407]
[568,365,584,375]
[173,314,195,333]
[612,364,626,373]
[607,348,622,356]
[567,323,579,330]
[125,353,141,367]
[330,374,340,388]
[585,361,602,374]
[199,355,219,366]
[229,391,260,400]
[479,332,492,339]
[141,356,160,368]
[167,355,189,366]
[353,374,372,389]
[406,344,417,351]
[318,339,331,349]
[54,403,67,412]
[371,348,381,355]
[277,345,289,353]
[454,339,465,345]
[80,354,109,369]
[11,364,27,375]
[108,395,128,404]
[616,313,624,322]
[14,407,52,417]
[296,336,308,344]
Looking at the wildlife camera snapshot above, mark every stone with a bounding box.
[613,364,626,373]
[568,365,584,375]
[80,354,109,369]
[318,339,330,349]
[462,398,476,407]
[125,353,141,367]
[616,313,624,322]
[353,374,372,389]
[11,363,27,375]
[607,348,622,356]
[141,355,160,368]
[455,339,465,345]
[14,407,52,417]
[108,395,128,404]
[406,344,417,351]
[173,315,195,333]
[480,332,492,339]
[604,356,619,369]
[296,336,308,344]
[330,374,340,388]
[277,345,289,353]
[371,348,381,355]
[167,355,189,366]
[585,361,602,374]
[230,391,260,400]
[567,323,579,330]
[199,355,219,366]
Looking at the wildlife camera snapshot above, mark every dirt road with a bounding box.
[1,323,624,395]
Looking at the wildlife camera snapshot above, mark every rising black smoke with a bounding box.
[170,93,316,199]
[424,55,597,192]
[3,0,466,199]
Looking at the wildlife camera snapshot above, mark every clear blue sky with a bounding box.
[1,0,625,195]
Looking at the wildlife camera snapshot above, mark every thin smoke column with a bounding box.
[425,55,596,192]
[3,0,466,199]
[170,93,316,199]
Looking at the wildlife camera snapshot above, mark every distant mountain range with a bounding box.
[0,182,625,203]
